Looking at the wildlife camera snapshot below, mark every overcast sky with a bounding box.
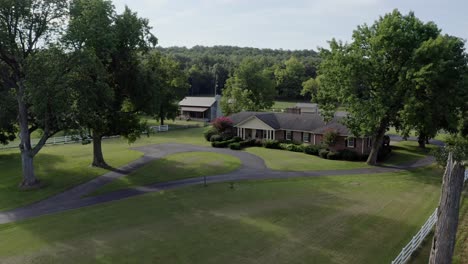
[112,0,467,51]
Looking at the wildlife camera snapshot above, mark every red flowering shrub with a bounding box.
[212,117,233,133]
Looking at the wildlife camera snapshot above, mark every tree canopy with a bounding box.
[316,10,467,165]
[220,58,276,115]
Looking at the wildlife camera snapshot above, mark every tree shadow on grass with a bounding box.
[0,181,430,264]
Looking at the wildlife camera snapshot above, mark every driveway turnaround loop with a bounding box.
[0,143,436,224]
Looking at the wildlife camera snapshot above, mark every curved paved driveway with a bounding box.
[0,143,436,224]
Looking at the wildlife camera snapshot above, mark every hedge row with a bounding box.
[210,137,391,162]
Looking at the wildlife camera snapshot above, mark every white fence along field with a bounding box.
[0,135,119,150]
[392,169,468,264]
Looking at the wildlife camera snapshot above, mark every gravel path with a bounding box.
[0,141,436,224]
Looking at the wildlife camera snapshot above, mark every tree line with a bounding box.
[158,45,320,99]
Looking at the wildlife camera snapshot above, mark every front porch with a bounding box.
[236,128,276,140]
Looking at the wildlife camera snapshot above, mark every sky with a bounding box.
[112,0,468,51]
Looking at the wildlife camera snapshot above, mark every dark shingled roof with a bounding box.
[229,111,352,136]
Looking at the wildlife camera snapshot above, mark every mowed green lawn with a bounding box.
[408,187,468,264]
[246,140,438,172]
[92,152,241,196]
[270,101,297,110]
[383,141,437,166]
[0,127,208,211]
[0,167,441,264]
[245,147,370,171]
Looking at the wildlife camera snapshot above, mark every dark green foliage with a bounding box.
[210,135,223,142]
[322,130,339,147]
[339,149,360,161]
[220,58,276,115]
[229,142,242,150]
[319,149,330,159]
[157,46,319,96]
[281,144,304,152]
[316,9,466,164]
[233,136,242,142]
[263,140,281,149]
[377,147,392,161]
[211,138,238,148]
[327,151,341,160]
[303,145,320,156]
[239,139,256,148]
[204,127,218,141]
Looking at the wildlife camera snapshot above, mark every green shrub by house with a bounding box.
[319,149,329,159]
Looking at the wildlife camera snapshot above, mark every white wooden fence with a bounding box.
[0,135,119,150]
[391,208,438,264]
[392,169,468,264]
[150,125,169,132]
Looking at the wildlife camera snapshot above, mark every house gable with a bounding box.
[235,116,275,130]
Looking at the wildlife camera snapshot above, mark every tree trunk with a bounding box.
[92,131,107,168]
[366,122,387,165]
[160,117,164,126]
[418,133,426,148]
[429,153,466,264]
[17,81,40,188]
[418,137,426,148]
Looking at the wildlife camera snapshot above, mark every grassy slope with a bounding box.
[408,187,468,264]
[245,140,437,172]
[0,127,208,211]
[383,140,437,166]
[0,167,441,264]
[245,147,370,171]
[92,152,241,196]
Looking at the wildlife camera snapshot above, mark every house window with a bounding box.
[367,138,372,147]
[303,133,310,143]
[286,130,292,140]
[262,130,267,139]
[347,137,355,148]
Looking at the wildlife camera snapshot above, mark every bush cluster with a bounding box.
[318,149,329,159]
[204,127,218,141]
[339,149,360,161]
[263,140,281,149]
[210,134,223,142]
[229,142,241,150]
[303,145,320,155]
[211,137,241,148]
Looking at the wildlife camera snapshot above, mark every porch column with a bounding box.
[313,134,316,145]
[273,130,275,140]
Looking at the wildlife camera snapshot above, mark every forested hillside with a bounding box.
[157,45,320,98]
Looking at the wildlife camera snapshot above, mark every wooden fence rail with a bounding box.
[392,169,468,264]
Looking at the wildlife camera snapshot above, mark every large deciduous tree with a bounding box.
[220,58,276,115]
[140,52,189,125]
[0,0,69,187]
[65,0,156,167]
[398,35,467,148]
[316,10,466,165]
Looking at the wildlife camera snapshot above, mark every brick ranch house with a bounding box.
[229,111,373,155]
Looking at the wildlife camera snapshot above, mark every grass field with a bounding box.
[408,187,468,264]
[384,140,437,166]
[245,147,370,171]
[91,152,241,196]
[244,140,435,171]
[270,101,297,110]
[0,127,208,211]
[0,166,442,264]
